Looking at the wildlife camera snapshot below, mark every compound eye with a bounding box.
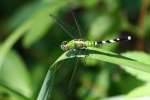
[61,41,68,51]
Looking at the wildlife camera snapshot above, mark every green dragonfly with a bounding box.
[50,13,131,52]
[60,36,131,51]
[49,11,131,84]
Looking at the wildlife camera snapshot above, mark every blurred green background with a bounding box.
[0,0,150,100]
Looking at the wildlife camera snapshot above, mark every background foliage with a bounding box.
[0,0,150,100]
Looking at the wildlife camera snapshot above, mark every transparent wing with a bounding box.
[71,11,82,38]
[49,14,74,39]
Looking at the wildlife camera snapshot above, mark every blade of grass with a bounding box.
[38,47,150,100]
[0,1,67,70]
[0,50,32,100]
[0,21,31,70]
[0,8,54,98]
[0,7,43,69]
[121,52,150,82]
[37,69,55,100]
[0,2,68,99]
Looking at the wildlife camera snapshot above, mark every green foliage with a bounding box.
[89,15,115,40]
[127,83,150,97]
[0,50,32,99]
[6,1,68,48]
[38,47,150,100]
[78,68,110,99]
[23,1,67,47]
[122,52,150,82]
[0,0,150,100]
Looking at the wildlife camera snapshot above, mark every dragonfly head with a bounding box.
[61,41,69,51]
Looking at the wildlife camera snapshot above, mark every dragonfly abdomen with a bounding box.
[86,36,131,47]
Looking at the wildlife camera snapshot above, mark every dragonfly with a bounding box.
[50,13,131,52]
[49,11,131,93]
[60,36,131,51]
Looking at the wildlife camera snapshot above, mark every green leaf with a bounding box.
[102,96,125,100]
[6,0,67,31]
[127,83,150,97]
[0,86,27,100]
[38,47,150,100]
[117,74,144,94]
[102,95,150,100]
[78,68,110,99]
[76,48,150,73]
[23,15,51,47]
[122,52,150,82]
[37,70,54,100]
[103,0,119,12]
[0,1,68,70]
[0,19,32,70]
[82,0,98,8]
[31,64,47,98]
[0,3,48,69]
[0,2,43,70]
[0,50,32,99]
[89,15,116,40]
[23,1,68,47]
[6,2,44,31]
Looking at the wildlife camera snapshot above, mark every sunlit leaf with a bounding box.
[38,47,150,100]
[23,1,68,47]
[0,1,68,70]
[127,83,150,98]
[6,2,44,31]
[0,86,26,100]
[89,15,115,40]
[0,19,32,69]
[102,95,150,100]
[0,50,32,99]
[122,52,150,82]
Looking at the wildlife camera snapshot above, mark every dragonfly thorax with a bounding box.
[61,39,87,51]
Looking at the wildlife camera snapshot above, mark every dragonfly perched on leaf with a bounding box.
[49,13,131,52]
[49,10,132,96]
